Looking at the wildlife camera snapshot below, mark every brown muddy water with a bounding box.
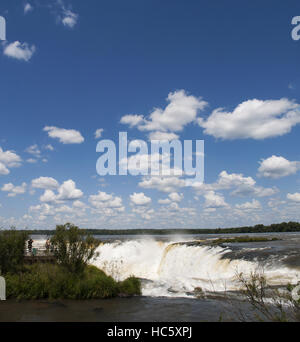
[0,297,247,322]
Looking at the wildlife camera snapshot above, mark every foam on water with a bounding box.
[92,238,300,297]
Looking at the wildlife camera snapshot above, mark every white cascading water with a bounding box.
[92,238,300,298]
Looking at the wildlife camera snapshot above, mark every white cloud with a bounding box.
[192,170,277,198]
[231,184,278,198]
[73,200,86,208]
[204,191,228,209]
[258,155,300,179]
[95,128,104,139]
[40,179,83,203]
[31,177,59,190]
[40,189,57,203]
[198,98,300,140]
[89,191,124,217]
[236,199,262,210]
[0,147,22,175]
[130,192,152,206]
[26,158,37,164]
[148,131,179,141]
[1,182,26,197]
[44,126,84,144]
[121,90,208,138]
[24,3,33,14]
[139,176,186,193]
[3,41,36,62]
[213,171,256,190]
[120,115,144,127]
[132,206,154,220]
[56,180,83,201]
[89,191,123,209]
[158,198,171,205]
[0,163,9,175]
[168,192,183,202]
[61,9,78,28]
[44,144,54,151]
[25,144,41,157]
[287,193,300,203]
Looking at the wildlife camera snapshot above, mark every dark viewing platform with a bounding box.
[24,255,56,264]
[24,246,56,264]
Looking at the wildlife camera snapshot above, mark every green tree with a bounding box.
[50,223,100,274]
[0,228,28,275]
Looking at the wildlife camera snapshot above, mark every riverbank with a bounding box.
[21,221,300,236]
[5,264,141,300]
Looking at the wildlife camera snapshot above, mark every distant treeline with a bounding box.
[21,221,300,235]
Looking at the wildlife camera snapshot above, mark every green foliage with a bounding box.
[5,264,141,300]
[0,228,28,275]
[118,276,142,296]
[50,223,100,274]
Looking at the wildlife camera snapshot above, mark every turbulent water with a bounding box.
[91,234,300,298]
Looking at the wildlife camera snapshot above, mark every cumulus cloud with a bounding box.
[121,90,208,139]
[130,192,152,206]
[258,155,300,179]
[61,9,78,28]
[40,180,83,203]
[95,128,104,139]
[89,191,123,209]
[56,180,83,201]
[25,144,41,157]
[44,144,54,151]
[40,189,57,203]
[0,147,22,175]
[3,41,36,62]
[192,170,277,198]
[0,163,9,175]
[236,199,262,210]
[148,131,179,141]
[31,177,59,190]
[204,191,228,209]
[24,3,33,14]
[1,182,26,197]
[120,115,144,128]
[44,126,84,144]
[287,193,300,203]
[139,176,186,193]
[26,158,38,164]
[158,198,171,205]
[168,192,183,202]
[198,98,300,140]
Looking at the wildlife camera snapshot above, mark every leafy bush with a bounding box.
[5,264,141,300]
[118,276,142,296]
[50,223,100,274]
[0,229,28,275]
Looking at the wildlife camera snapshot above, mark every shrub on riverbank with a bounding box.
[50,223,101,274]
[0,229,28,275]
[5,264,141,300]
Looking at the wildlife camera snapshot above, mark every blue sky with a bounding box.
[0,0,300,229]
